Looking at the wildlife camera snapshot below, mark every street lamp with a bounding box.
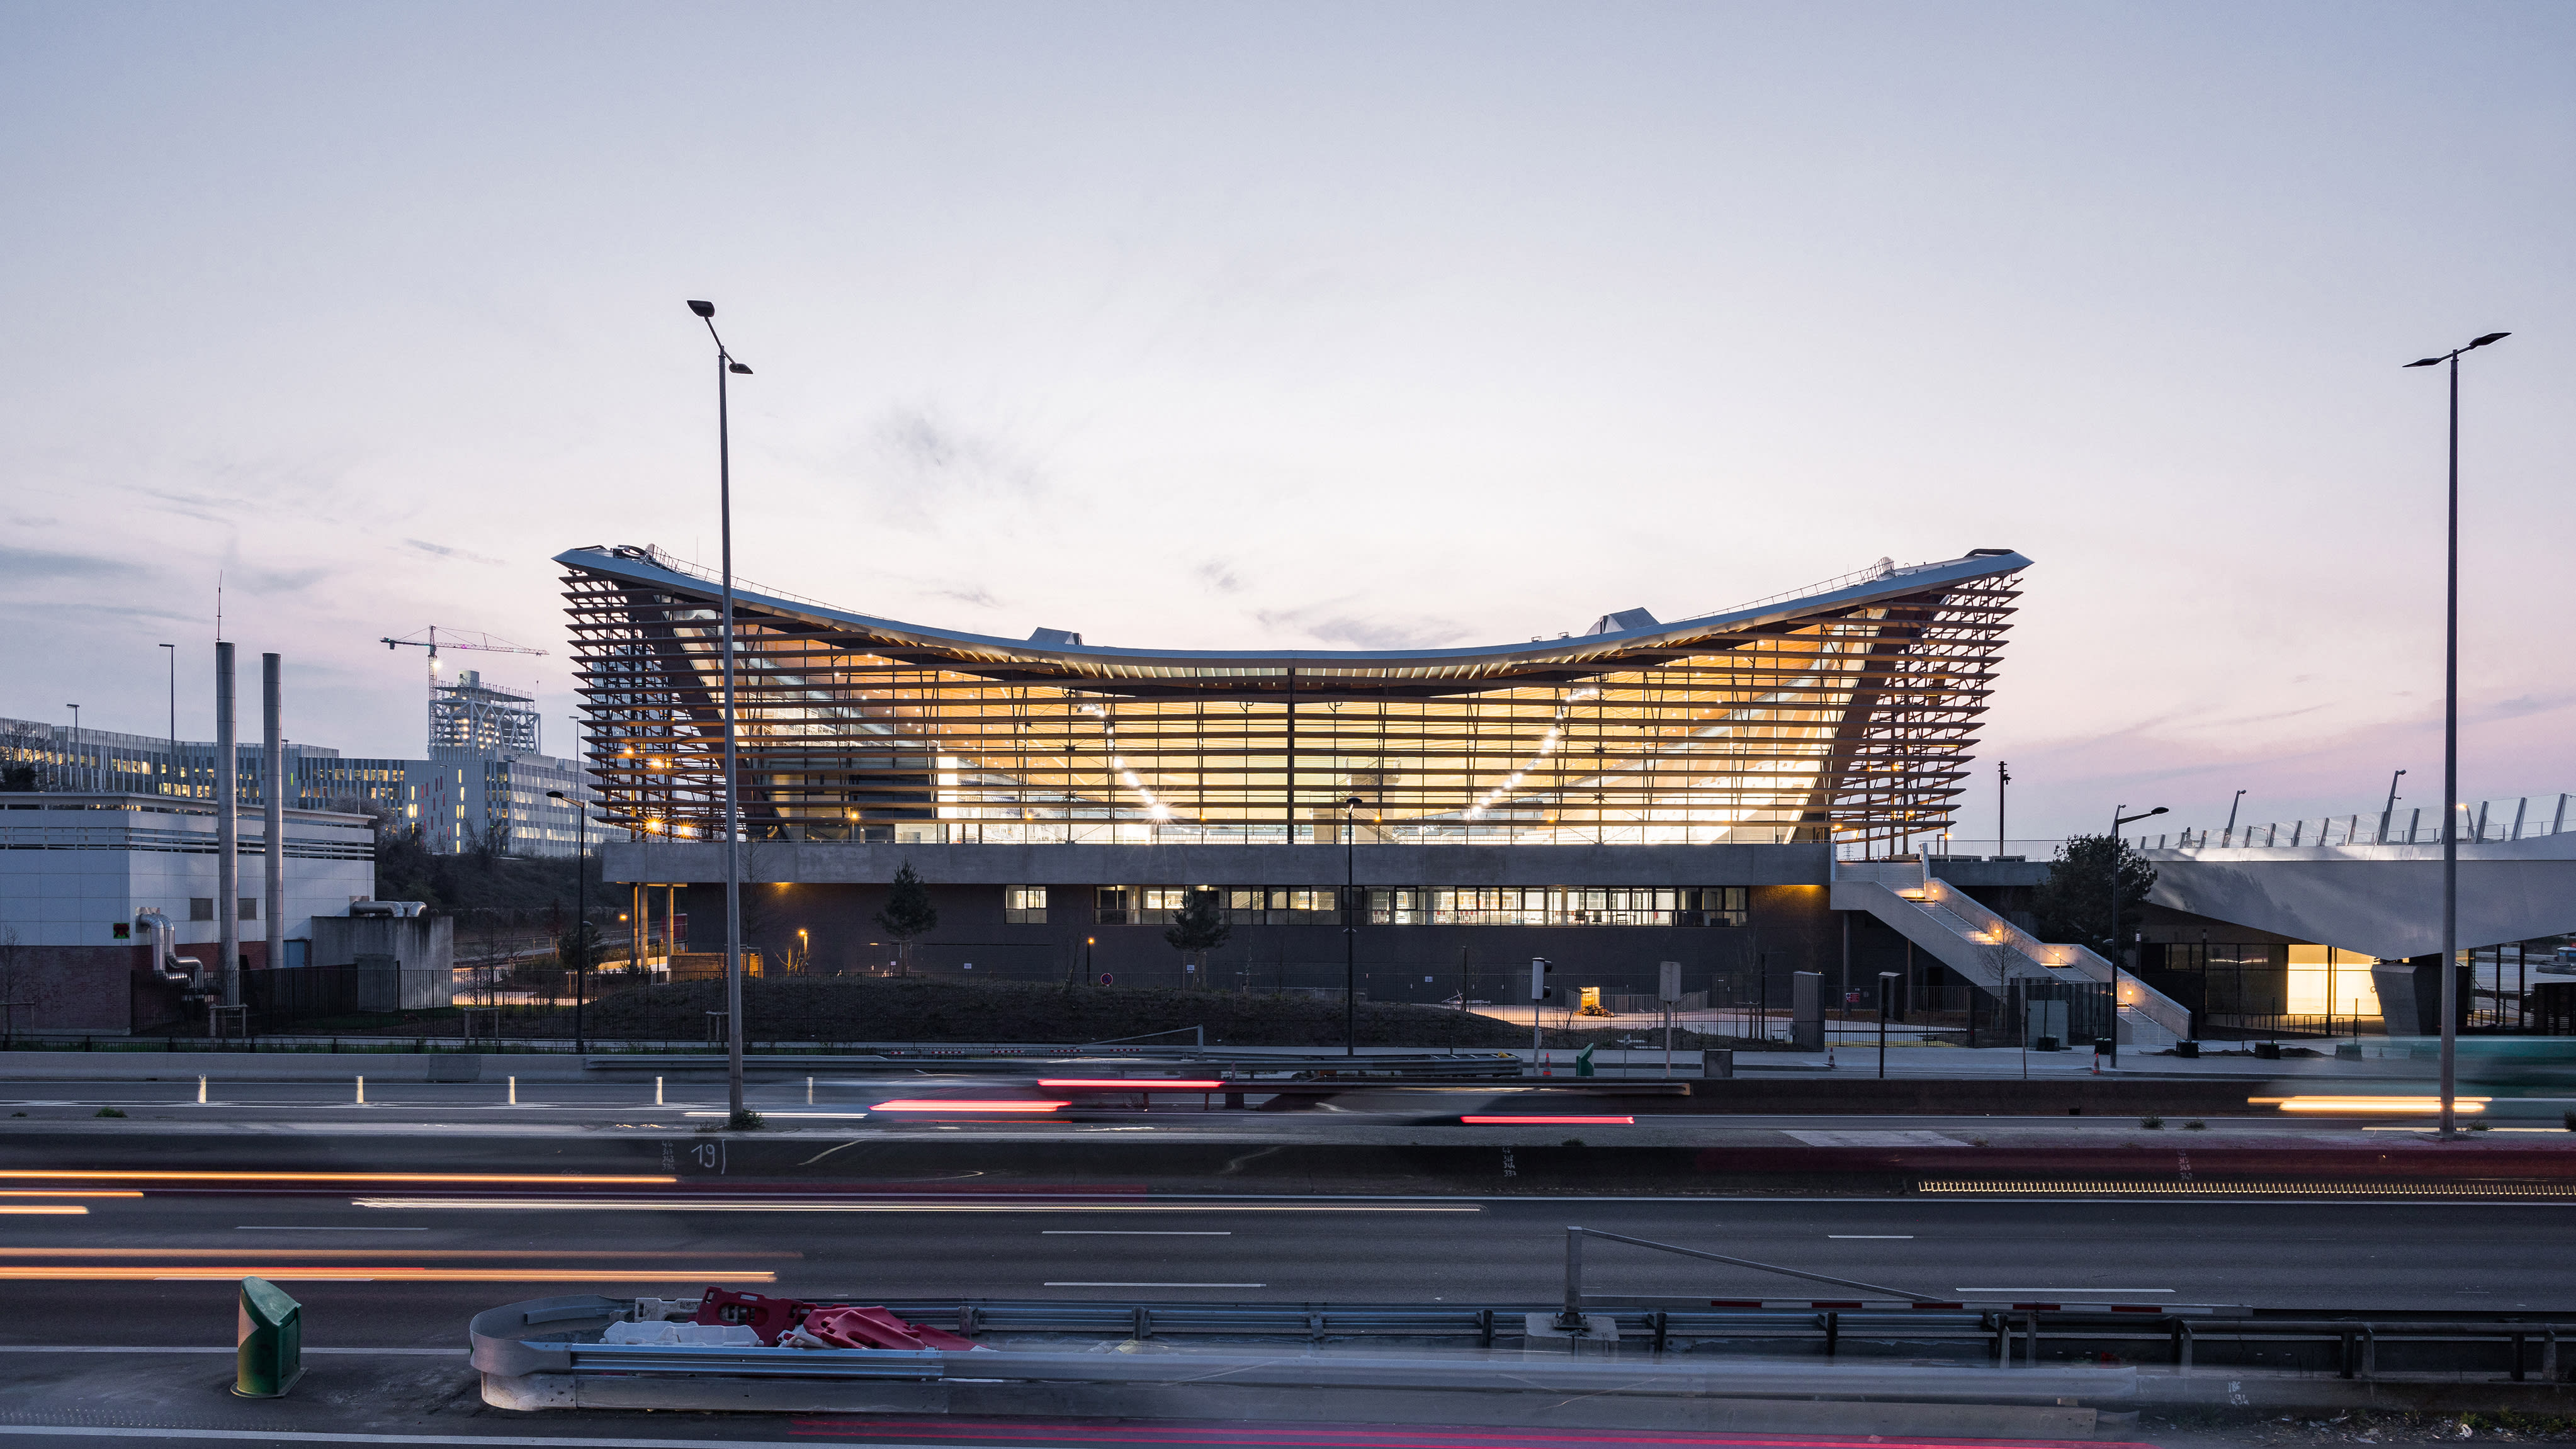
[2108,804,2167,1049]
[547,789,589,1052]
[687,299,757,1125]
[1996,760,2010,859]
[2405,329,2509,1137]
[2381,769,2407,842]
[1343,794,1363,1057]
[2223,789,2246,840]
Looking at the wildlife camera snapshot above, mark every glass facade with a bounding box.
[563,544,2023,855]
[1068,884,1747,928]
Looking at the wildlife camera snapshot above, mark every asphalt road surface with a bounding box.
[0,1174,2561,1347]
[0,1122,2555,1449]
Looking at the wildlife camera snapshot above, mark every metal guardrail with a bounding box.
[472,1294,2576,1386]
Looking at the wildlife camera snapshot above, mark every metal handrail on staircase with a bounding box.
[1829,862,2194,1044]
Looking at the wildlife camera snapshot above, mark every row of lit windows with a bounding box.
[999,884,1750,928]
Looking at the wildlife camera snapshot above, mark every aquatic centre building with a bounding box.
[562,542,2169,1031]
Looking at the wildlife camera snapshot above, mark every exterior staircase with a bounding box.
[1829,858,2190,1049]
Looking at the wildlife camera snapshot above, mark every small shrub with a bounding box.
[2469,1121,2492,1132]
[94,1107,126,1119]
[728,1110,765,1132]
[2563,1110,2575,1132]
[2140,1114,2164,1129]
[1562,1138,1585,1147]
[2183,1120,2207,1130]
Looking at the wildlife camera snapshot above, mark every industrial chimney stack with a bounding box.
[263,653,284,981]
[215,641,240,1023]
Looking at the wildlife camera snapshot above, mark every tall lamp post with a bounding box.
[1996,760,2010,858]
[1343,794,1362,1056]
[2405,330,2509,1138]
[547,790,589,1052]
[2381,769,2407,842]
[687,299,756,1125]
[158,645,177,796]
[2107,804,2168,1049]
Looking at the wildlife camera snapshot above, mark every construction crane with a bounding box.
[381,627,553,753]
[380,626,548,675]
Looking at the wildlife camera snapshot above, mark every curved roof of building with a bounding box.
[556,544,2028,687]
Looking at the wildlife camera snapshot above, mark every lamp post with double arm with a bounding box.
[686,300,757,1125]
[2405,330,2509,1137]
[2107,804,2167,1050]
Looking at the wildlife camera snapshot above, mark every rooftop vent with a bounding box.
[1585,607,1659,636]
[1028,628,1084,648]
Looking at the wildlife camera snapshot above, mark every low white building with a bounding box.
[0,792,379,1032]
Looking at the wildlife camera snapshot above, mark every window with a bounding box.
[1364,886,1747,927]
[1005,886,1048,924]
[239,898,258,921]
[189,898,214,922]
[1099,886,1221,926]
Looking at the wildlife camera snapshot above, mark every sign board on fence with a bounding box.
[1658,961,1682,1004]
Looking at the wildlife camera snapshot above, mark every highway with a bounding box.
[0,1168,2563,1344]
[0,1122,2562,1448]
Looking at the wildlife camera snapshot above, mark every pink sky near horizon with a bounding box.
[2,3,2568,842]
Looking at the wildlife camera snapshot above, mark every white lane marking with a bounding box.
[683,1110,871,1119]
[236,1226,431,1231]
[1044,1281,1265,1287]
[1784,1130,1966,1147]
[1827,1234,1914,1238]
[1041,1230,1231,1236]
[1956,1288,2174,1294]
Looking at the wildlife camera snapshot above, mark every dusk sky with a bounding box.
[4,2,2568,842]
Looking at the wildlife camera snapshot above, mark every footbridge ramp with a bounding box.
[1829,859,2190,1049]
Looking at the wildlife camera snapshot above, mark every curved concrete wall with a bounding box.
[2144,835,2576,957]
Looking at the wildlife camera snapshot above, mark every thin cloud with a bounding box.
[1254,602,1470,650]
[0,545,132,582]
[405,539,506,567]
[2485,693,2576,721]
[863,405,1045,532]
[1194,562,1243,594]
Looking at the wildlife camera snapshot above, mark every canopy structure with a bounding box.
[558,545,2026,854]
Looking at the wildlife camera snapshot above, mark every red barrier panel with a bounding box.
[691,1287,816,1345]
[802,1304,979,1352]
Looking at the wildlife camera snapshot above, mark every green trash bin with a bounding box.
[234,1276,303,1397]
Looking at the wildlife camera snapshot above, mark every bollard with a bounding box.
[197,1076,207,1105]
[234,1277,304,1397]
[508,1076,517,1106]
[807,1076,815,1105]
[655,1076,664,1107]
[354,1075,364,1105]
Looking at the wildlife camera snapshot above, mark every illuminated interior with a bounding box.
[561,545,2025,855]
